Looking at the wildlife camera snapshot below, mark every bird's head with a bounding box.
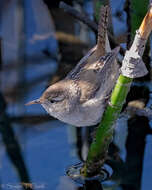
[26,80,80,119]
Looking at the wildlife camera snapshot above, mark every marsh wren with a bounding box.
[26,6,120,127]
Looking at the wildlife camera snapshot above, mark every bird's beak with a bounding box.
[25,99,41,106]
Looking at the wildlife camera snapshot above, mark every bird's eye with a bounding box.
[50,99,56,103]
[48,95,64,103]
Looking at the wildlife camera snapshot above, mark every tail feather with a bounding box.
[96,5,109,57]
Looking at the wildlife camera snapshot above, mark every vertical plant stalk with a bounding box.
[81,5,152,177]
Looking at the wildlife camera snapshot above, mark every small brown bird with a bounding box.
[26,6,120,127]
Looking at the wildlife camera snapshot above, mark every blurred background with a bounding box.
[0,0,152,189]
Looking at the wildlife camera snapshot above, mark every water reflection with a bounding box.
[57,176,103,190]
[121,116,152,190]
[0,93,32,190]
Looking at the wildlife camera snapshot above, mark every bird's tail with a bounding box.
[96,5,109,57]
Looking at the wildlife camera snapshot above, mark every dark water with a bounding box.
[0,0,152,190]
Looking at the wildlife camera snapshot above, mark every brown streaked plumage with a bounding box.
[26,6,120,127]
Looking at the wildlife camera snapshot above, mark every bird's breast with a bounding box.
[61,98,107,127]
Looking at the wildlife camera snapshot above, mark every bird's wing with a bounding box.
[70,55,110,102]
[66,45,97,79]
[66,44,104,101]
[77,55,111,102]
[76,69,101,102]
